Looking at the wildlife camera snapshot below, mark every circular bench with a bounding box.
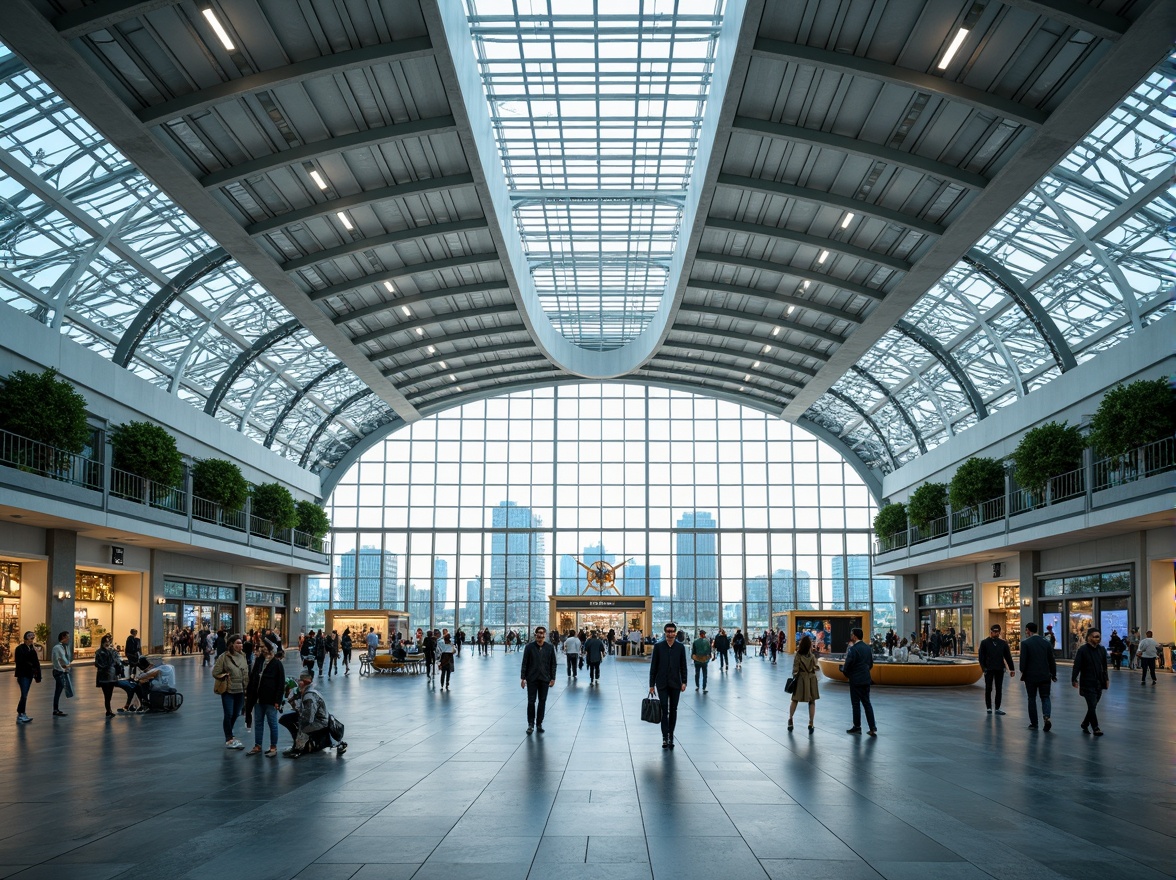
[817,656,983,686]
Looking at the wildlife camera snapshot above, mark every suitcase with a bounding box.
[147,689,183,712]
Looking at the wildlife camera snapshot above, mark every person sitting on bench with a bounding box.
[116,656,175,712]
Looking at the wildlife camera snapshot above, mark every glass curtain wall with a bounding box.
[323,384,895,636]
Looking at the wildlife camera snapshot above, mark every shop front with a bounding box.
[161,579,239,651]
[0,561,20,663]
[990,583,1022,653]
[245,588,288,643]
[1038,568,1131,659]
[549,595,651,651]
[324,610,410,649]
[917,587,974,653]
[74,569,116,658]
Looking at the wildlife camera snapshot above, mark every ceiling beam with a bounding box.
[300,389,374,468]
[53,0,181,39]
[850,365,927,455]
[350,304,519,347]
[730,116,989,191]
[332,281,510,325]
[137,38,435,126]
[894,319,988,419]
[366,323,531,364]
[201,116,459,189]
[717,174,944,237]
[651,352,797,392]
[667,326,822,375]
[706,217,913,273]
[282,225,491,273]
[829,390,897,471]
[205,319,302,417]
[263,363,347,449]
[694,250,888,302]
[657,340,805,389]
[686,279,862,324]
[1001,0,1130,41]
[677,303,848,345]
[304,254,502,302]
[247,177,477,238]
[796,416,883,500]
[750,38,1048,129]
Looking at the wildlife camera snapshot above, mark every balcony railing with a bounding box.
[876,436,1175,556]
[0,428,102,490]
[1,426,328,558]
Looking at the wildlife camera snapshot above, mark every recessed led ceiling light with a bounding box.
[201,8,236,51]
[936,27,969,70]
[762,344,772,354]
[427,345,436,354]
[752,361,760,368]
[308,169,328,190]
[841,212,855,229]
[439,361,448,369]
[415,328,424,335]
[787,305,795,315]
[335,211,354,231]
[401,306,411,316]
[771,327,780,336]
[818,250,829,264]
[743,374,751,382]
[449,375,458,383]
[383,281,395,294]
[802,280,810,289]
[456,386,463,392]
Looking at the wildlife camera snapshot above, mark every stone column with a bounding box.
[45,529,77,646]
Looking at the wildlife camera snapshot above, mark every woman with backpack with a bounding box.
[438,633,456,690]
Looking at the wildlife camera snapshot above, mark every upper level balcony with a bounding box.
[874,437,1175,573]
[0,427,330,569]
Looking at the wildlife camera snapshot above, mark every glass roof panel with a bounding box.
[465,0,726,351]
[810,62,1176,475]
[0,44,393,473]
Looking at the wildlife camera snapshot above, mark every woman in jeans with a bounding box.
[94,634,121,717]
[14,631,41,723]
[213,634,250,749]
[244,638,285,756]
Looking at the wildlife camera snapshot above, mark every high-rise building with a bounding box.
[832,555,871,608]
[337,546,399,608]
[675,511,717,602]
[624,563,661,596]
[490,501,547,624]
[557,554,580,594]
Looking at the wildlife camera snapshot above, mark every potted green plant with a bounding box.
[949,456,1006,525]
[111,420,184,503]
[873,502,907,548]
[1087,376,1176,482]
[907,482,948,535]
[250,482,297,536]
[0,368,90,476]
[191,457,248,522]
[34,622,50,658]
[295,500,331,548]
[1011,421,1084,501]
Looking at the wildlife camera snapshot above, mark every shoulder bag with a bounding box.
[784,675,798,694]
[641,694,662,724]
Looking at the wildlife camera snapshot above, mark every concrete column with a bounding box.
[898,574,918,637]
[288,572,308,636]
[1019,550,1038,631]
[45,529,77,644]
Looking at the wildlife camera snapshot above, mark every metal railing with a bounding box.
[109,466,188,514]
[0,427,102,490]
[876,435,1175,556]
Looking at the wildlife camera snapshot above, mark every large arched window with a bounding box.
[317,384,894,635]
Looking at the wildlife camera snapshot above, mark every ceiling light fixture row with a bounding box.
[201,8,235,51]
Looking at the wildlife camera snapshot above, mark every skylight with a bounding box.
[465,0,726,351]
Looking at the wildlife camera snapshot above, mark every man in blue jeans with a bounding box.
[1018,622,1057,731]
[841,627,876,735]
[51,631,71,717]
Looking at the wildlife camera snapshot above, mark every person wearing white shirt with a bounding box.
[1137,631,1160,685]
[562,633,581,679]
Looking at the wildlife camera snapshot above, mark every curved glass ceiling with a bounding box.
[806,61,1176,474]
[0,45,391,474]
[465,0,726,351]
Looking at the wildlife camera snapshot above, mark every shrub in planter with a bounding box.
[1012,421,1084,494]
[111,420,183,488]
[907,482,947,531]
[1087,376,1176,461]
[192,458,248,511]
[251,482,297,531]
[296,500,331,538]
[0,368,90,472]
[949,456,1006,512]
[873,502,907,539]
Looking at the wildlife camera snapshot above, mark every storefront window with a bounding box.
[1068,600,1093,655]
[0,562,20,662]
[1040,569,1131,596]
[74,570,115,655]
[1099,597,1129,643]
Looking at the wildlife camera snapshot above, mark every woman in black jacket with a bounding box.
[94,634,122,717]
[1071,629,1109,735]
[245,638,286,756]
[341,629,353,675]
[14,631,41,723]
[732,629,746,668]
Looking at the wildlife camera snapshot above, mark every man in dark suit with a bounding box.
[1019,621,1057,731]
[841,627,876,735]
[978,623,1015,715]
[648,622,688,749]
[520,626,557,735]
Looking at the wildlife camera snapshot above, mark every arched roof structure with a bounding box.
[0,0,1170,485]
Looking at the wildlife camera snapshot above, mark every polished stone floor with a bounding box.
[0,649,1172,880]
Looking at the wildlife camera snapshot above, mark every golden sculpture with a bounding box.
[576,558,632,594]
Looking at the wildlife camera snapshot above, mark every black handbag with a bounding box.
[641,696,662,724]
[784,675,798,694]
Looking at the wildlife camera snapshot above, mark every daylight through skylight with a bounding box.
[465,0,726,351]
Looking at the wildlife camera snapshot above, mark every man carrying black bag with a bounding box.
[648,622,688,749]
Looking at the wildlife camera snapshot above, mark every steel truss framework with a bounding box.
[0,49,388,472]
[806,66,1176,473]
